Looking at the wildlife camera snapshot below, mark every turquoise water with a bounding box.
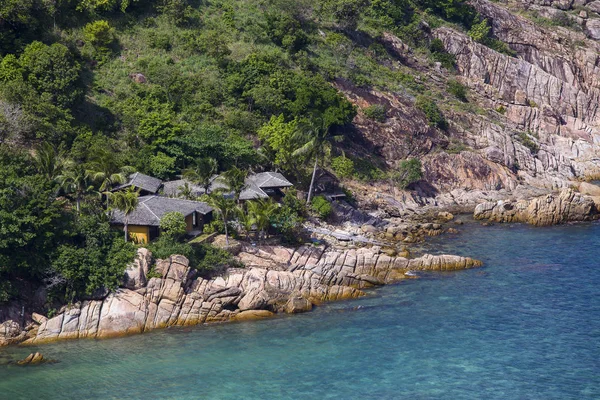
[1,222,599,399]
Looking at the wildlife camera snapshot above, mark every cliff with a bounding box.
[339,0,600,214]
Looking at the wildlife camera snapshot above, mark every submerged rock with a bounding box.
[17,352,46,366]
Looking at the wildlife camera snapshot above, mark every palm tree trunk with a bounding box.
[124,216,129,242]
[307,156,319,204]
[223,215,229,245]
[76,197,81,213]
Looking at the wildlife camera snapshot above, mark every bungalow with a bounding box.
[162,171,293,201]
[110,195,213,243]
[112,172,162,196]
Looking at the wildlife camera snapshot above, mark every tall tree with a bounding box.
[217,166,248,204]
[182,157,218,194]
[56,163,95,212]
[109,186,140,242]
[236,205,255,241]
[246,199,278,242]
[31,141,66,181]
[87,149,134,208]
[206,193,235,245]
[293,117,343,203]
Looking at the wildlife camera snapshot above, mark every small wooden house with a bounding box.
[112,172,163,196]
[110,196,213,243]
[163,171,294,201]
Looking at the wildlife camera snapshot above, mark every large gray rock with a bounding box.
[0,320,24,346]
[123,248,151,290]
[474,189,598,225]
[585,19,600,40]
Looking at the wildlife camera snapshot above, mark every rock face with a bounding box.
[0,320,26,346]
[26,247,481,345]
[123,248,151,290]
[474,189,599,225]
[337,0,600,215]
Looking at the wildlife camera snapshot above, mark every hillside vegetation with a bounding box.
[4,0,599,310]
[0,0,499,306]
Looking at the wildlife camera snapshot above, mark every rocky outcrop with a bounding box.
[0,320,26,346]
[474,188,598,225]
[123,248,151,290]
[26,246,481,345]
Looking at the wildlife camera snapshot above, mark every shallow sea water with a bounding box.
[1,221,599,399]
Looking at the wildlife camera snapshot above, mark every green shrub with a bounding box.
[311,195,333,219]
[148,238,236,275]
[270,204,305,245]
[468,19,490,42]
[516,132,539,154]
[415,96,447,130]
[148,236,194,261]
[203,219,225,235]
[148,32,172,51]
[193,243,237,274]
[51,214,137,302]
[363,104,386,122]
[496,105,507,114]
[83,20,115,49]
[281,188,307,218]
[159,211,187,240]
[446,139,469,154]
[447,79,467,102]
[430,38,455,70]
[353,158,386,181]
[467,19,516,57]
[391,158,423,189]
[331,155,355,178]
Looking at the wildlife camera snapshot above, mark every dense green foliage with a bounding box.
[415,95,447,130]
[159,211,187,240]
[0,0,517,305]
[311,195,333,219]
[363,104,387,122]
[391,158,423,189]
[447,79,467,102]
[331,155,355,178]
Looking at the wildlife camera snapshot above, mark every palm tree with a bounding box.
[109,186,140,242]
[293,117,342,204]
[177,182,195,200]
[56,164,95,213]
[236,205,255,241]
[217,166,248,204]
[246,199,278,242]
[87,150,135,208]
[206,192,235,245]
[182,157,218,195]
[31,142,67,181]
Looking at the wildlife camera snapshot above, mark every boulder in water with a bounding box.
[17,352,45,366]
[284,296,313,314]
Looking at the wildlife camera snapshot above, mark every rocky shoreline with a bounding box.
[2,186,598,348]
[3,243,481,346]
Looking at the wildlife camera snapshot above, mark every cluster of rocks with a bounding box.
[16,352,50,366]
[21,245,481,345]
[474,188,599,226]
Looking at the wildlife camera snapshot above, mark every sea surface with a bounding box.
[1,221,599,399]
